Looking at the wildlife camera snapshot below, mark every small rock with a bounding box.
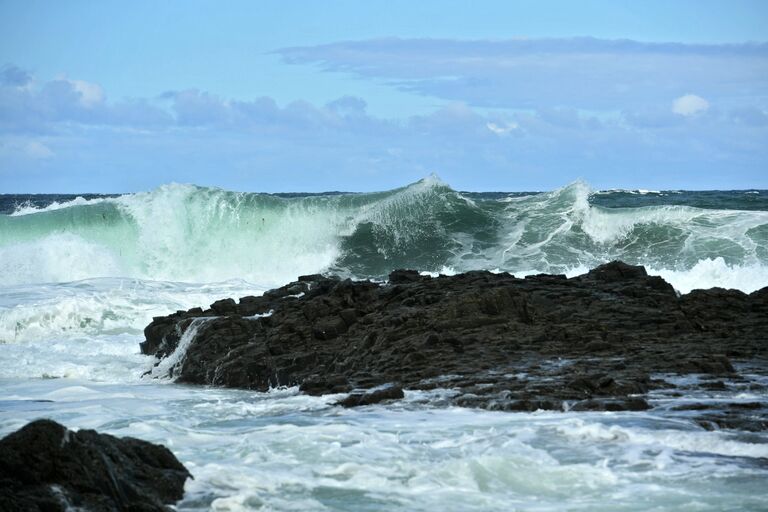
[337,385,405,407]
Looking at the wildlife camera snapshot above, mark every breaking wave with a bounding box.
[1,177,767,293]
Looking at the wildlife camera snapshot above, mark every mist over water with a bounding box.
[2,178,767,511]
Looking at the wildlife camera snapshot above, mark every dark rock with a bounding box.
[570,398,650,412]
[585,340,612,352]
[298,274,325,282]
[674,355,736,375]
[140,261,768,418]
[337,385,405,407]
[210,298,237,315]
[503,399,563,412]
[0,419,190,512]
[729,401,762,410]
[702,380,727,390]
[313,316,347,340]
[584,261,648,281]
[691,402,768,432]
[389,269,422,284]
[300,375,352,395]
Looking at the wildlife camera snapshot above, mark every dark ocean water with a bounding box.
[3,187,767,215]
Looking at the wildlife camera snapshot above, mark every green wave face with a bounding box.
[1,179,767,288]
[494,182,768,274]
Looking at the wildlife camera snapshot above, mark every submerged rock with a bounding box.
[0,419,190,512]
[337,385,405,408]
[141,261,768,416]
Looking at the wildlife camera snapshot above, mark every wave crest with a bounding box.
[1,179,767,293]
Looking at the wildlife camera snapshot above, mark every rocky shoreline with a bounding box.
[142,261,768,430]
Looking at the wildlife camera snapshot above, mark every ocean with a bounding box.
[1,177,767,511]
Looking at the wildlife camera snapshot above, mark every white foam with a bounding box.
[542,258,768,295]
[112,183,345,285]
[495,181,768,293]
[0,278,266,381]
[0,179,457,286]
[649,257,768,294]
[1,183,347,286]
[0,332,150,381]
[0,277,265,344]
[595,189,662,195]
[10,195,110,216]
[0,233,125,286]
[556,418,768,459]
[2,180,767,292]
[2,381,765,511]
[149,317,215,380]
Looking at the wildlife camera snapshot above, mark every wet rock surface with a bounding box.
[142,261,768,427]
[0,419,190,512]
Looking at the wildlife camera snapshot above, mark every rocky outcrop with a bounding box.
[0,419,190,512]
[141,261,768,415]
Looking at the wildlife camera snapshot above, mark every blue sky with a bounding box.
[1,0,767,192]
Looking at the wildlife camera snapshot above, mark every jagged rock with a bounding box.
[0,419,190,512]
[141,261,768,417]
[388,269,423,284]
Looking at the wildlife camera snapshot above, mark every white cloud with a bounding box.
[486,121,518,136]
[55,77,105,107]
[672,94,710,116]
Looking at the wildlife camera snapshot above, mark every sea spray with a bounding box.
[1,178,767,290]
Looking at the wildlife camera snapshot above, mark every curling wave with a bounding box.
[1,178,767,294]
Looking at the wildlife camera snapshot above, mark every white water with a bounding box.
[149,316,215,380]
[0,179,448,287]
[494,181,768,293]
[1,378,766,511]
[1,181,767,510]
[0,274,766,510]
[2,179,767,292]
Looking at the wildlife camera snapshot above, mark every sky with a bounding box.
[1,0,767,193]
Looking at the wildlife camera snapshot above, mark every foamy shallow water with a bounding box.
[1,379,766,511]
[0,277,767,510]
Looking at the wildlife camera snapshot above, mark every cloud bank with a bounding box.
[278,37,768,111]
[1,53,766,192]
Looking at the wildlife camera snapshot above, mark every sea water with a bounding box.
[1,178,767,510]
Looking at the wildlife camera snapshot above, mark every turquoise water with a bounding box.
[1,179,767,510]
[2,178,767,290]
